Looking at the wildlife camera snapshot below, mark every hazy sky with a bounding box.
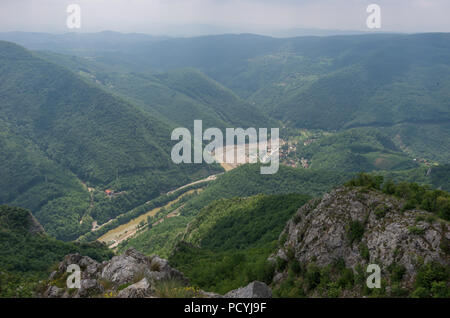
[1,0,449,36]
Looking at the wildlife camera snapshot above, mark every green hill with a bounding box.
[180,164,351,217]
[294,128,419,172]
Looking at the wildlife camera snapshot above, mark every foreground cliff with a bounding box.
[41,248,271,298]
[272,185,450,297]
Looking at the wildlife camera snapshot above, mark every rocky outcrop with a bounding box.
[101,248,152,285]
[117,278,151,298]
[42,248,270,298]
[46,253,105,298]
[43,286,64,298]
[43,248,189,298]
[27,212,45,235]
[273,187,450,289]
[146,256,188,284]
[225,281,272,298]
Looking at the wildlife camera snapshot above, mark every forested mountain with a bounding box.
[0,41,220,240]
[35,50,272,130]
[122,33,450,136]
[266,34,450,130]
[10,32,448,163]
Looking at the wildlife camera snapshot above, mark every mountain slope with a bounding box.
[170,193,311,294]
[0,41,219,240]
[35,51,272,130]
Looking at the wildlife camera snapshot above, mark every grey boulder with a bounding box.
[225,281,272,298]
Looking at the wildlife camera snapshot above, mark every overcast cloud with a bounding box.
[0,0,449,35]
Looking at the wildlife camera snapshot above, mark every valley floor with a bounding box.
[99,189,200,249]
